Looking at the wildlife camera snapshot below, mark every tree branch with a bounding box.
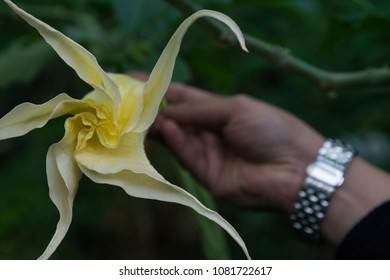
[165,0,390,91]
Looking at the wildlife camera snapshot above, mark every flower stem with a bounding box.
[164,0,390,92]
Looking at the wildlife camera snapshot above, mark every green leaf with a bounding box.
[174,160,231,260]
[112,0,174,34]
[0,38,52,88]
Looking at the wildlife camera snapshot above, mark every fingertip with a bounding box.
[151,115,184,146]
[160,118,183,142]
[128,71,149,81]
[163,119,191,155]
[166,82,212,104]
[150,115,164,134]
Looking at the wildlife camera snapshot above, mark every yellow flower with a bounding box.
[1,0,249,259]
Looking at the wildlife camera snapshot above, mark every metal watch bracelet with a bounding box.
[290,139,357,242]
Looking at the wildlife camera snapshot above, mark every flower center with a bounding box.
[64,74,146,152]
[66,103,121,152]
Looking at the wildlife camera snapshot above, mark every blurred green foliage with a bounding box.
[0,0,389,259]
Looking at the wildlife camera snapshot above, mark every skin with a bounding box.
[131,72,390,245]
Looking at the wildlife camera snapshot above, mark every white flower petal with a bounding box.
[79,165,251,259]
[74,131,155,175]
[0,93,90,140]
[4,0,121,108]
[107,74,145,133]
[74,124,250,259]
[134,9,248,132]
[39,132,82,260]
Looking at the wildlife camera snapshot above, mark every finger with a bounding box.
[129,71,215,103]
[128,71,149,82]
[163,97,234,130]
[165,82,213,104]
[155,116,226,190]
[155,116,206,171]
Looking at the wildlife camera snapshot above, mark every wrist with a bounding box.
[321,157,390,244]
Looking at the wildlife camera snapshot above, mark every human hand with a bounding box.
[158,90,325,211]
[131,72,390,245]
[131,72,324,212]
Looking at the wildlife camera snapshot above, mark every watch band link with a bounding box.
[290,139,357,242]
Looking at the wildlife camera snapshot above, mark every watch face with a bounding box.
[306,161,344,187]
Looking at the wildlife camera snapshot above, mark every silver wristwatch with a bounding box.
[290,139,357,242]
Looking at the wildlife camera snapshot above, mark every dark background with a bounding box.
[0,0,389,259]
